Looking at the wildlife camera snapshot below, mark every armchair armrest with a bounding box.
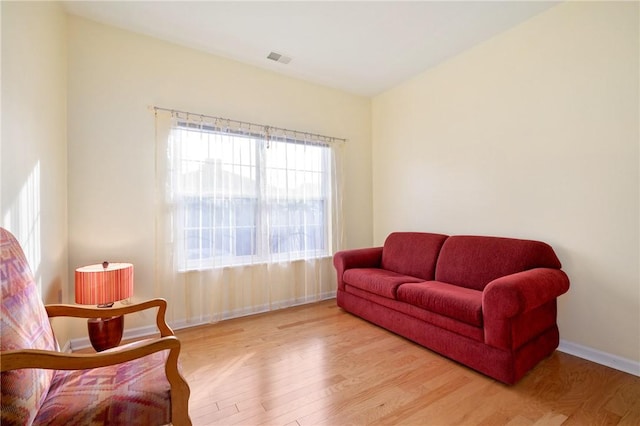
[333,247,383,290]
[45,298,174,337]
[43,298,191,424]
[1,336,180,371]
[483,268,570,319]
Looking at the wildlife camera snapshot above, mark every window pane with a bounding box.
[172,124,331,269]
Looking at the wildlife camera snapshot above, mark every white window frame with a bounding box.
[170,123,333,271]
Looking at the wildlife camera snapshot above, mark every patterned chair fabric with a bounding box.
[1,229,58,425]
[1,228,176,425]
[34,349,170,425]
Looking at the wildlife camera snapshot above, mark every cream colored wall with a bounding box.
[1,2,70,344]
[372,2,639,362]
[7,1,634,365]
[66,16,372,335]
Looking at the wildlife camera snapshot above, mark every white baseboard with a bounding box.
[70,302,638,379]
[558,339,640,377]
[69,293,335,351]
[69,324,163,351]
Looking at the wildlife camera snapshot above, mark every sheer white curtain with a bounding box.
[154,109,344,326]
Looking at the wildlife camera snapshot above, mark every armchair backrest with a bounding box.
[1,228,58,425]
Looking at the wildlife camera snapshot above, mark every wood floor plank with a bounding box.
[393,374,490,425]
[618,397,640,426]
[175,299,640,426]
[532,412,569,426]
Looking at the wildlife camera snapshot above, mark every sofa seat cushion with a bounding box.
[396,281,483,327]
[343,268,424,299]
[33,348,171,426]
[343,285,484,342]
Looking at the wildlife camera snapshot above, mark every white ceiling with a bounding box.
[62,1,560,97]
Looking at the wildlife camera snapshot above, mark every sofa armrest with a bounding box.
[333,247,383,290]
[483,268,570,319]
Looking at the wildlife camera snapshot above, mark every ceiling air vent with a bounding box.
[267,51,292,64]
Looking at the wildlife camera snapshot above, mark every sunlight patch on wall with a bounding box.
[3,161,42,290]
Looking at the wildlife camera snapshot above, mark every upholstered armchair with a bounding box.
[0,228,191,425]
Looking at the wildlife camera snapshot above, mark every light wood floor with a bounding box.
[175,299,640,426]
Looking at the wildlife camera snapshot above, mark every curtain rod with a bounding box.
[151,106,346,143]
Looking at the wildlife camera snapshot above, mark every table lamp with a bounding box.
[75,261,134,352]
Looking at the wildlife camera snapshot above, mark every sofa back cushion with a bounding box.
[1,228,58,425]
[381,232,449,280]
[435,235,562,291]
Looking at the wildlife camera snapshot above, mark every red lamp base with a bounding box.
[87,316,124,352]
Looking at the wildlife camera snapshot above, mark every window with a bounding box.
[169,122,334,270]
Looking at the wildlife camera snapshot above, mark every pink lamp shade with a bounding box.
[75,262,134,306]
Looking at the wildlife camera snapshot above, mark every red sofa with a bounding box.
[334,232,570,384]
